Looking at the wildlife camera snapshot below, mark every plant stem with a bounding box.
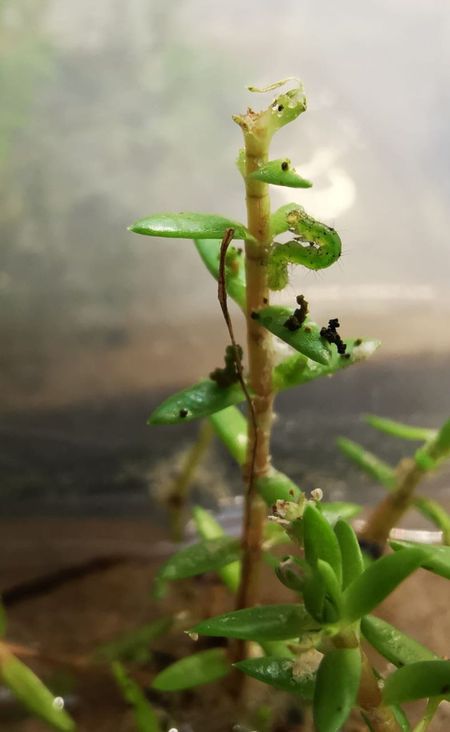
[360,458,424,549]
[235,127,274,621]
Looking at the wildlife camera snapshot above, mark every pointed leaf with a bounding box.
[190,604,319,642]
[303,505,342,584]
[235,657,315,699]
[334,520,364,589]
[192,506,240,592]
[255,307,332,365]
[152,648,229,691]
[382,661,450,704]
[112,661,160,732]
[337,437,396,490]
[361,616,439,668]
[129,212,251,241]
[0,648,75,731]
[194,239,246,309]
[248,158,312,188]
[390,540,450,580]
[157,537,240,582]
[364,414,437,442]
[413,497,450,545]
[342,548,425,623]
[429,418,450,457]
[314,648,361,732]
[316,560,343,620]
[149,379,246,424]
[209,405,247,464]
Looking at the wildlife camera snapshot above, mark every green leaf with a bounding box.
[255,307,332,365]
[209,405,247,464]
[275,556,311,593]
[248,158,312,188]
[316,559,343,620]
[194,239,246,309]
[112,661,160,732]
[334,520,364,589]
[149,379,246,424]
[157,537,240,583]
[364,414,437,442]
[320,502,362,525]
[0,649,75,731]
[382,661,450,704]
[192,506,240,593]
[413,497,450,545]
[429,418,450,458]
[303,505,342,585]
[235,657,315,699]
[152,648,229,691]
[129,212,251,241]
[342,548,424,623]
[95,617,172,664]
[313,648,361,732]
[390,540,450,580]
[256,469,302,504]
[361,616,439,668]
[273,339,381,392]
[336,437,396,490]
[190,604,318,642]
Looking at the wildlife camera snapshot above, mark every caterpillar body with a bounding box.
[268,205,342,290]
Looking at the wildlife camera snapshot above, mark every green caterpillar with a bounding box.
[268,204,342,290]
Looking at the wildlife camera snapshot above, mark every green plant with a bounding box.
[123,78,450,732]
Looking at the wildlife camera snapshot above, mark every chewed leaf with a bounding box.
[314,648,361,732]
[364,414,437,442]
[112,662,160,732]
[152,648,229,691]
[149,379,246,424]
[336,437,395,490]
[382,661,450,704]
[256,307,332,365]
[390,540,450,580]
[190,604,319,642]
[361,616,439,668]
[129,212,251,241]
[248,158,312,188]
[342,548,424,623]
[157,537,240,582]
[235,657,315,699]
[414,497,450,545]
[209,405,247,465]
[0,648,75,731]
[195,239,246,309]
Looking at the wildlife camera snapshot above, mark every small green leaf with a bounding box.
[95,617,173,663]
[149,379,246,424]
[192,506,240,593]
[364,414,437,442]
[256,469,302,504]
[303,505,342,585]
[194,239,246,309]
[429,418,450,458]
[314,648,361,732]
[248,158,312,188]
[334,520,364,589]
[157,537,240,583]
[256,307,332,365]
[320,502,362,525]
[361,616,439,668]
[342,549,424,623]
[112,661,160,732]
[316,559,343,620]
[414,497,450,545]
[390,540,450,580]
[209,405,247,464]
[235,657,315,699]
[152,648,229,691]
[336,437,396,490]
[190,604,318,642]
[275,556,311,593]
[0,649,75,731]
[382,661,450,704]
[129,212,251,241]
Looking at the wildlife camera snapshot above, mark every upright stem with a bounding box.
[235,131,274,617]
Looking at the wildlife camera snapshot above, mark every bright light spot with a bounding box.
[53,697,64,710]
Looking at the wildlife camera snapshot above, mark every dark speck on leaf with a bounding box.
[355,338,362,346]
[251,311,260,320]
[179,408,189,419]
[281,160,289,171]
[277,104,284,112]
